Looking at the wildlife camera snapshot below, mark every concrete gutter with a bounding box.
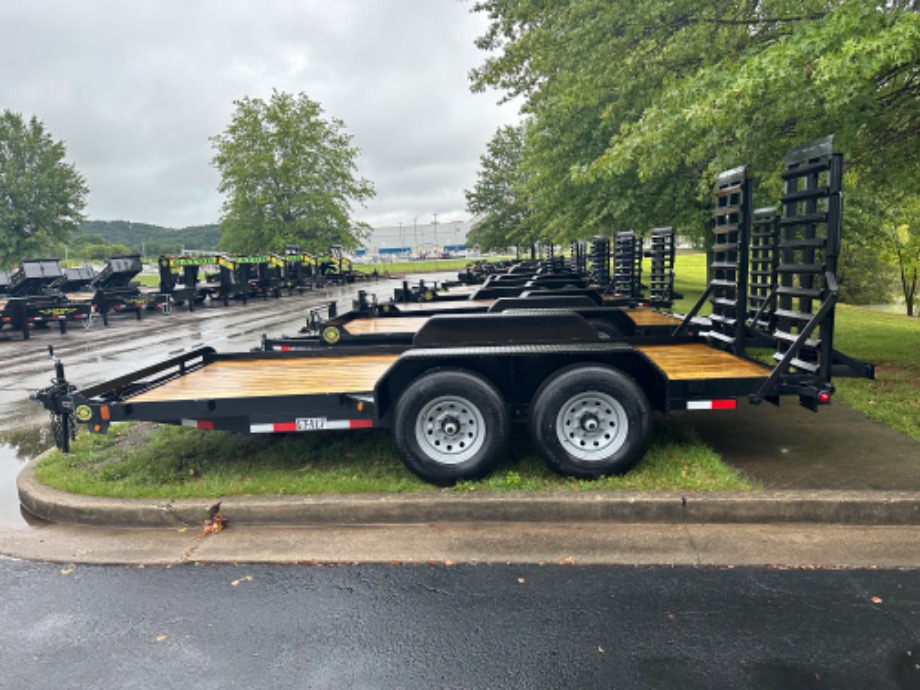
[18,457,920,528]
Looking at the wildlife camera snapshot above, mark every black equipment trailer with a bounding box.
[33,137,873,485]
[89,255,170,325]
[261,292,683,351]
[1,259,93,340]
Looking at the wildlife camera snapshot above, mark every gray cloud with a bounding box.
[0,0,518,229]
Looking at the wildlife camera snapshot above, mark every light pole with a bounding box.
[413,217,418,258]
[433,213,439,256]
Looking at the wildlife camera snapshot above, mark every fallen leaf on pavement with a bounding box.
[197,511,227,538]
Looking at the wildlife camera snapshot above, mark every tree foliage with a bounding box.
[885,195,920,316]
[210,91,375,255]
[469,0,920,250]
[465,124,532,250]
[78,220,221,257]
[0,110,88,268]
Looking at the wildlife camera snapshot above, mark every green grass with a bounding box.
[355,258,485,275]
[833,306,920,442]
[134,274,159,287]
[34,416,752,499]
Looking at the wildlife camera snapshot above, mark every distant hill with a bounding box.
[77,220,222,256]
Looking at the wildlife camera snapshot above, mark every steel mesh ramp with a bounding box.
[704,166,751,355]
[613,231,642,298]
[748,207,778,334]
[647,227,677,308]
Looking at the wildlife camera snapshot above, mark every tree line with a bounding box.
[1,90,374,269]
[463,0,920,314]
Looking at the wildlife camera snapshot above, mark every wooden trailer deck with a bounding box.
[129,354,400,403]
[627,310,682,327]
[637,343,768,380]
[341,308,683,336]
[129,342,768,406]
[383,299,494,314]
[344,317,426,335]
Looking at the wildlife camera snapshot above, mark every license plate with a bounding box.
[296,417,327,431]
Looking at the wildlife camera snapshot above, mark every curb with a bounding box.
[18,456,920,528]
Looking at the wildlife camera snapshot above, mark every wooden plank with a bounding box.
[344,317,426,335]
[628,310,682,327]
[130,354,399,403]
[637,343,768,380]
[64,292,96,301]
[389,299,493,313]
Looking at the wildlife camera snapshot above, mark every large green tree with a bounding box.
[465,123,532,250]
[211,91,375,255]
[470,0,920,247]
[0,110,88,268]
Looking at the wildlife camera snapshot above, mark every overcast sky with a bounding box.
[0,0,519,229]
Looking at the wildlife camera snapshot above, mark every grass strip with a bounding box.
[35,416,753,499]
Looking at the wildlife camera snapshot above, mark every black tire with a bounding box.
[393,369,510,486]
[530,365,652,478]
[587,319,623,340]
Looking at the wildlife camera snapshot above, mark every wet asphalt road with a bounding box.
[1,560,918,688]
[0,276,408,527]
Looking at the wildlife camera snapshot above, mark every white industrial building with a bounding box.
[359,219,474,258]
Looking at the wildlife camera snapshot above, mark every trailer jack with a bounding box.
[30,345,77,452]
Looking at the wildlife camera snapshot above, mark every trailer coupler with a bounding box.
[30,345,78,452]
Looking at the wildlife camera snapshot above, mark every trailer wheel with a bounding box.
[530,365,652,478]
[393,369,509,486]
[587,319,622,340]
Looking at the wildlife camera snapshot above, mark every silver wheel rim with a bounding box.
[555,391,629,462]
[415,395,486,466]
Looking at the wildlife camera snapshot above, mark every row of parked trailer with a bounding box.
[0,248,372,341]
[34,136,875,486]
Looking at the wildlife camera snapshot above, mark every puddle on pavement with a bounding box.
[0,424,51,527]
